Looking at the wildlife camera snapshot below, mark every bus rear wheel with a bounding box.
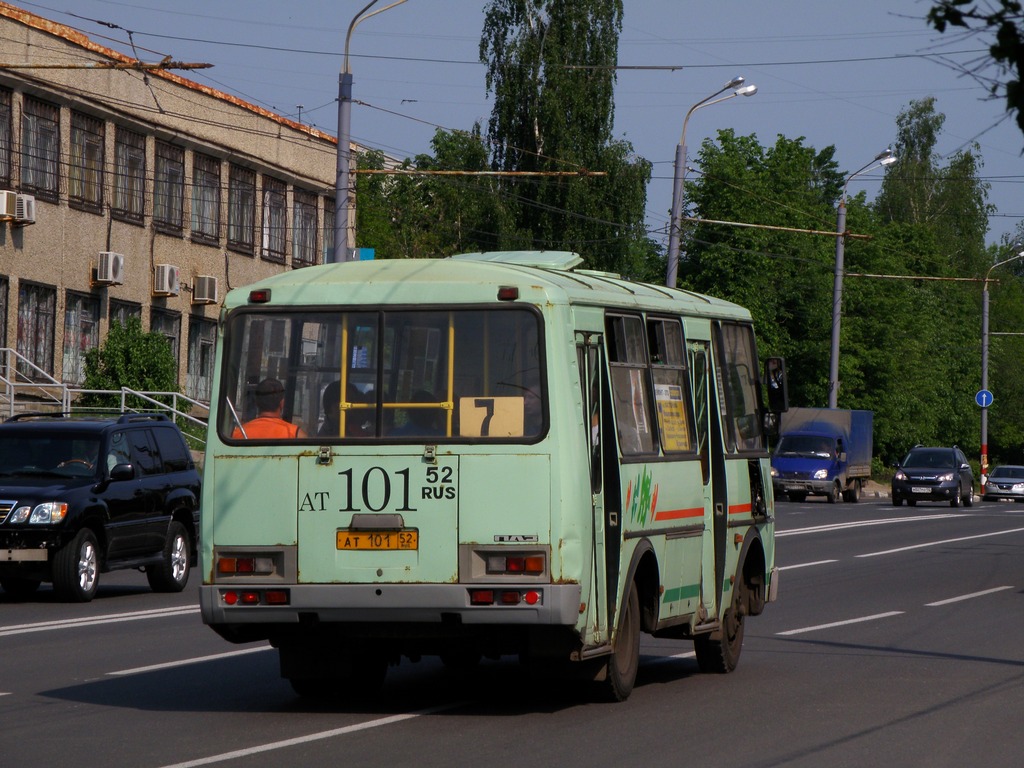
[282,644,387,701]
[602,581,640,702]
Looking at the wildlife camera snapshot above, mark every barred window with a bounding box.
[154,141,184,233]
[17,282,56,379]
[21,97,60,202]
[112,127,145,224]
[0,88,11,188]
[69,112,104,211]
[62,292,100,386]
[110,299,142,327]
[322,196,335,263]
[150,309,181,377]
[227,164,255,255]
[191,152,220,244]
[186,317,217,402]
[293,189,318,267]
[261,175,286,262]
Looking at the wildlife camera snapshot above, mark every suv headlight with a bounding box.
[894,470,906,481]
[10,502,69,525]
[937,473,954,482]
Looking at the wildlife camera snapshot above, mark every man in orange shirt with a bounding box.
[233,378,307,439]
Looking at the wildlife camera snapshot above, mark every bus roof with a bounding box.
[224,251,752,321]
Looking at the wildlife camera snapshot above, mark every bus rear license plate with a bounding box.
[336,531,419,551]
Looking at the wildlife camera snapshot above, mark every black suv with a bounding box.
[0,413,201,602]
[892,445,974,508]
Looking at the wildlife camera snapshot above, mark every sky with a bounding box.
[18,0,1024,249]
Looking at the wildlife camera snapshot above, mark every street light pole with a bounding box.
[827,148,896,408]
[980,247,1024,489]
[332,0,409,264]
[664,77,757,288]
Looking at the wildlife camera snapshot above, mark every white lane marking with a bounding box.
[646,651,695,665]
[926,586,1015,607]
[777,514,965,537]
[777,611,904,636]
[857,526,1024,558]
[0,606,198,637]
[156,704,464,768]
[109,646,271,676]
[779,559,838,571]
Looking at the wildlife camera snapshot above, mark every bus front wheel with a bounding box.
[694,585,746,673]
[602,581,640,702]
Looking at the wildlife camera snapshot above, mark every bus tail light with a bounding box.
[485,553,546,575]
[470,589,494,605]
[468,588,542,606]
[220,589,290,606]
[217,555,275,575]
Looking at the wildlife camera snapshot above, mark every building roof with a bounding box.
[0,1,337,146]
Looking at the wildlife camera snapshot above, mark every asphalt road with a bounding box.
[2,496,1022,768]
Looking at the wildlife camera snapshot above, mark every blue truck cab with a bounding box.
[770,408,873,504]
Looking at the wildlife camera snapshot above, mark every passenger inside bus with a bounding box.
[319,381,372,437]
[391,389,443,437]
[233,378,308,439]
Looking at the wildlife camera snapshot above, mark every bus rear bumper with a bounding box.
[200,582,583,631]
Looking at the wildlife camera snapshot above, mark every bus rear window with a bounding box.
[219,308,544,442]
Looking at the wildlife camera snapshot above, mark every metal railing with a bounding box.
[0,347,210,449]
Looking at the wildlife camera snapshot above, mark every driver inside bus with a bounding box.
[233,378,308,439]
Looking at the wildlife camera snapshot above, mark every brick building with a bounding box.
[0,3,350,405]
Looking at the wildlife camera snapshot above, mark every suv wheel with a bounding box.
[53,528,100,602]
[147,521,191,592]
[963,485,974,507]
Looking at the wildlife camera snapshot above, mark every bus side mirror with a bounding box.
[764,356,788,414]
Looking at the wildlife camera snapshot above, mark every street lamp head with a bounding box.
[875,148,895,163]
[726,75,746,88]
[736,84,758,97]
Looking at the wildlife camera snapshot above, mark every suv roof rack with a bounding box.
[5,411,173,424]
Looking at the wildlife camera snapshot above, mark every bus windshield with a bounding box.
[218,306,544,442]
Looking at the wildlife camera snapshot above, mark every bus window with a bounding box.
[715,322,764,453]
[219,307,544,441]
[647,317,694,453]
[606,314,656,456]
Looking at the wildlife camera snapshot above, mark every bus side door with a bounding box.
[577,332,617,644]
[688,338,727,621]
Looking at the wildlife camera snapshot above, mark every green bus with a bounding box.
[199,251,783,701]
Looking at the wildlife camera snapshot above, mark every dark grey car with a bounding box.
[892,445,974,508]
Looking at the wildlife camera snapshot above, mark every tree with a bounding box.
[479,0,652,275]
[865,98,993,462]
[927,1,1024,136]
[679,130,843,408]
[80,317,179,408]
[356,125,518,260]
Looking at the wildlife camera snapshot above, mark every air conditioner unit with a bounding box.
[14,194,35,225]
[153,264,180,296]
[192,275,218,304]
[0,190,16,219]
[96,252,125,285]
